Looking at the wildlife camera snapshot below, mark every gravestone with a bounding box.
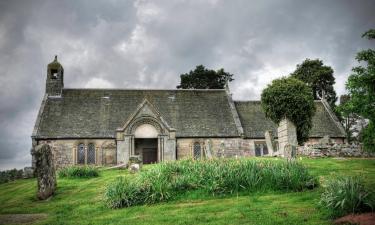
[277,118,297,158]
[128,155,142,173]
[204,139,213,159]
[32,144,56,200]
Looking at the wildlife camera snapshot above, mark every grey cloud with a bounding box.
[0,0,374,169]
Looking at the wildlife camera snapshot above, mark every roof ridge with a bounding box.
[234,100,261,103]
[62,88,226,91]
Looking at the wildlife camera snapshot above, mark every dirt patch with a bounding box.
[176,201,206,207]
[334,212,375,225]
[0,213,47,225]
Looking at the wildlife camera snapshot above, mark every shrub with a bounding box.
[320,176,374,217]
[261,77,315,144]
[104,159,318,208]
[58,166,99,178]
[0,169,24,184]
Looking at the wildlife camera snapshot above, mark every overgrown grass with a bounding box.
[104,159,318,208]
[320,176,375,217]
[58,166,99,178]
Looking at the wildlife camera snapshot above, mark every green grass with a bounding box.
[104,159,318,208]
[58,166,99,178]
[0,158,374,225]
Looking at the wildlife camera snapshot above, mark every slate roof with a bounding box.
[234,101,278,138]
[33,89,240,139]
[234,100,346,138]
[33,88,345,140]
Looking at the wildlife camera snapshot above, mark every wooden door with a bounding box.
[143,148,157,164]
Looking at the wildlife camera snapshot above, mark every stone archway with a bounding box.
[133,123,159,164]
[115,99,177,165]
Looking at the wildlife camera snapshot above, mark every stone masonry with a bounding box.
[277,118,297,157]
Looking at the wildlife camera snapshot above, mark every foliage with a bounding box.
[0,169,24,184]
[176,65,234,89]
[320,176,374,217]
[291,58,337,107]
[344,29,375,151]
[359,121,375,152]
[58,166,99,178]
[261,77,315,144]
[104,159,318,208]
[336,94,362,143]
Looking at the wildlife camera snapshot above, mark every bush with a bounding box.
[320,176,374,217]
[261,77,315,144]
[58,166,99,178]
[0,169,24,184]
[104,159,318,208]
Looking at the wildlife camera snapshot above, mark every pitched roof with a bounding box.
[33,89,240,139]
[234,101,277,138]
[235,100,346,139]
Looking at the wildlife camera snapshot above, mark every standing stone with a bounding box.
[32,144,56,200]
[204,139,213,159]
[277,118,298,158]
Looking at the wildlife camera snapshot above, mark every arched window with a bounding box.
[77,144,85,164]
[87,143,96,164]
[193,142,201,160]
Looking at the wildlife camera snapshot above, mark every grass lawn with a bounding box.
[0,158,374,225]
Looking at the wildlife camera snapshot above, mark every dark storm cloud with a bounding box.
[0,0,374,169]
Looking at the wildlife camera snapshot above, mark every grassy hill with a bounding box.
[0,158,374,225]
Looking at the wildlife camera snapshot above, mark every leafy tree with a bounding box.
[336,95,360,143]
[291,59,337,107]
[345,29,375,151]
[261,77,315,144]
[177,65,234,89]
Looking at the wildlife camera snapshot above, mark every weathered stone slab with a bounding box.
[277,118,297,158]
[32,144,56,200]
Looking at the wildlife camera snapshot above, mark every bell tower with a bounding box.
[46,55,64,96]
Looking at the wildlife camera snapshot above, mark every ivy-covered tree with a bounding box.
[177,65,234,89]
[261,77,316,145]
[291,59,337,108]
[345,29,375,151]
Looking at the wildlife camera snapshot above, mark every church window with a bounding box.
[87,143,96,164]
[193,142,201,160]
[77,144,85,164]
[255,141,268,156]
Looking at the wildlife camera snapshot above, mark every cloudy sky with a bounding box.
[0,0,374,170]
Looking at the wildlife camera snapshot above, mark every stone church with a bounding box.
[31,56,346,168]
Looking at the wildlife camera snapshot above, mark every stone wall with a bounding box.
[37,139,116,169]
[177,138,257,159]
[297,143,375,158]
[304,137,345,145]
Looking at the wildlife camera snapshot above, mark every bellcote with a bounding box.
[46,55,64,96]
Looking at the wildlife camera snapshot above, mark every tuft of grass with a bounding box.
[320,176,374,217]
[104,158,318,208]
[58,166,99,178]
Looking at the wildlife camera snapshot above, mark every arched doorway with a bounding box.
[134,124,158,164]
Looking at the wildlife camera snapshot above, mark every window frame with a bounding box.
[77,143,85,164]
[87,143,96,164]
[193,142,202,160]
